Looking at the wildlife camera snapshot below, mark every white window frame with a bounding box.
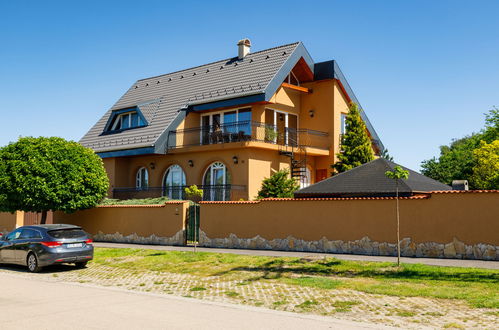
[203,162,229,201]
[111,111,143,131]
[136,167,149,190]
[286,71,300,86]
[200,107,252,143]
[265,107,299,145]
[162,164,186,198]
[340,113,347,135]
[299,167,311,189]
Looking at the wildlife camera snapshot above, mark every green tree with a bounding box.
[380,148,394,162]
[332,103,374,173]
[385,166,409,267]
[0,137,109,224]
[421,108,499,189]
[470,140,499,189]
[257,169,299,199]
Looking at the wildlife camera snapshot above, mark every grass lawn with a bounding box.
[93,248,499,309]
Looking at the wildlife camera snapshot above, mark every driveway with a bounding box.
[0,272,394,330]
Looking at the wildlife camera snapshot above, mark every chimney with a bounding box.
[237,38,251,59]
[452,180,469,191]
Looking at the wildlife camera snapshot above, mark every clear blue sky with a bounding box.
[1,0,498,171]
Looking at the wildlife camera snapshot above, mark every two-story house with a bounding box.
[80,40,384,201]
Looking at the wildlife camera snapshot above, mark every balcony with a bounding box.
[166,121,330,153]
[112,185,247,201]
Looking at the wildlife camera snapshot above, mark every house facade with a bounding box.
[80,40,384,201]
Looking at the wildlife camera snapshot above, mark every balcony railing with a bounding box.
[166,121,329,151]
[112,185,247,201]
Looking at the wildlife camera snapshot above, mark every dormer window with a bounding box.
[103,107,147,134]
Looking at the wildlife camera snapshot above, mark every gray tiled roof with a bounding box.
[294,158,451,198]
[80,42,302,153]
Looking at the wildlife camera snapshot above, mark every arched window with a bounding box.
[136,167,149,190]
[299,167,311,189]
[163,165,186,199]
[203,162,231,201]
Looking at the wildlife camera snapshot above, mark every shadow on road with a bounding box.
[0,263,86,274]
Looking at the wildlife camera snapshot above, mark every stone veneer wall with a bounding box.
[199,191,499,261]
[199,232,499,260]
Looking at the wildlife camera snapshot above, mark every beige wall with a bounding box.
[199,192,499,259]
[53,202,189,245]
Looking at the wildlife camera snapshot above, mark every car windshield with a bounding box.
[48,229,86,239]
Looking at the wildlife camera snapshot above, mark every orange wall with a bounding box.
[0,212,21,232]
[53,202,189,242]
[100,78,374,200]
[200,192,499,246]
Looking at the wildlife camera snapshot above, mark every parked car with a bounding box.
[0,224,93,272]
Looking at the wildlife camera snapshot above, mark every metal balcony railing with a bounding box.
[166,121,329,151]
[112,184,247,201]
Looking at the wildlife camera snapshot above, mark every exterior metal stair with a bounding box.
[278,131,308,182]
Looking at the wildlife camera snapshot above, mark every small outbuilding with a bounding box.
[294,158,452,198]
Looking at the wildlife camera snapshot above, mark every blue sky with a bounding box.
[1,0,498,171]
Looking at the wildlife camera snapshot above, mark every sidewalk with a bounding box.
[1,272,395,330]
[93,242,499,269]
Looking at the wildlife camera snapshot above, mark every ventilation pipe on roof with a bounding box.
[238,38,251,59]
[452,180,469,191]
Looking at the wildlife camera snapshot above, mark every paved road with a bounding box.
[94,242,499,270]
[0,273,395,330]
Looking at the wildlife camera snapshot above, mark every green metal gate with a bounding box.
[186,203,200,245]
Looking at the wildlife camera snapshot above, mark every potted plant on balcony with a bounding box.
[265,126,278,142]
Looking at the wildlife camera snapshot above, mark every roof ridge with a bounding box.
[136,42,301,82]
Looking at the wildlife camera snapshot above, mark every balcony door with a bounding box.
[264,109,298,145]
[203,162,231,201]
[201,108,252,145]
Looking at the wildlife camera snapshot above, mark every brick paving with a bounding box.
[1,263,497,329]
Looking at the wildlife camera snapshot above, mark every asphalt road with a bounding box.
[0,272,395,330]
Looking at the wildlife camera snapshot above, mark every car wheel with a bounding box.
[75,261,88,269]
[27,253,42,273]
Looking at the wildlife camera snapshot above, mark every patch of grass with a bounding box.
[138,283,145,287]
[395,309,417,317]
[484,310,499,317]
[93,248,499,309]
[296,300,319,309]
[190,286,206,292]
[273,300,288,306]
[153,281,164,285]
[443,322,465,329]
[224,291,239,297]
[424,311,445,317]
[284,276,342,289]
[331,300,360,312]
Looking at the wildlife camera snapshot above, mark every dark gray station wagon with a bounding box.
[0,224,93,272]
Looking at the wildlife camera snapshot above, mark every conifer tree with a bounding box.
[332,103,374,173]
[257,169,299,199]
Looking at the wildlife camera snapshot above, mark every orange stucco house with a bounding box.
[80,39,384,201]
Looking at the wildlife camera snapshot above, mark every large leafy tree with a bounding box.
[0,137,109,223]
[332,103,374,173]
[470,140,499,189]
[421,108,499,189]
[257,169,299,199]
